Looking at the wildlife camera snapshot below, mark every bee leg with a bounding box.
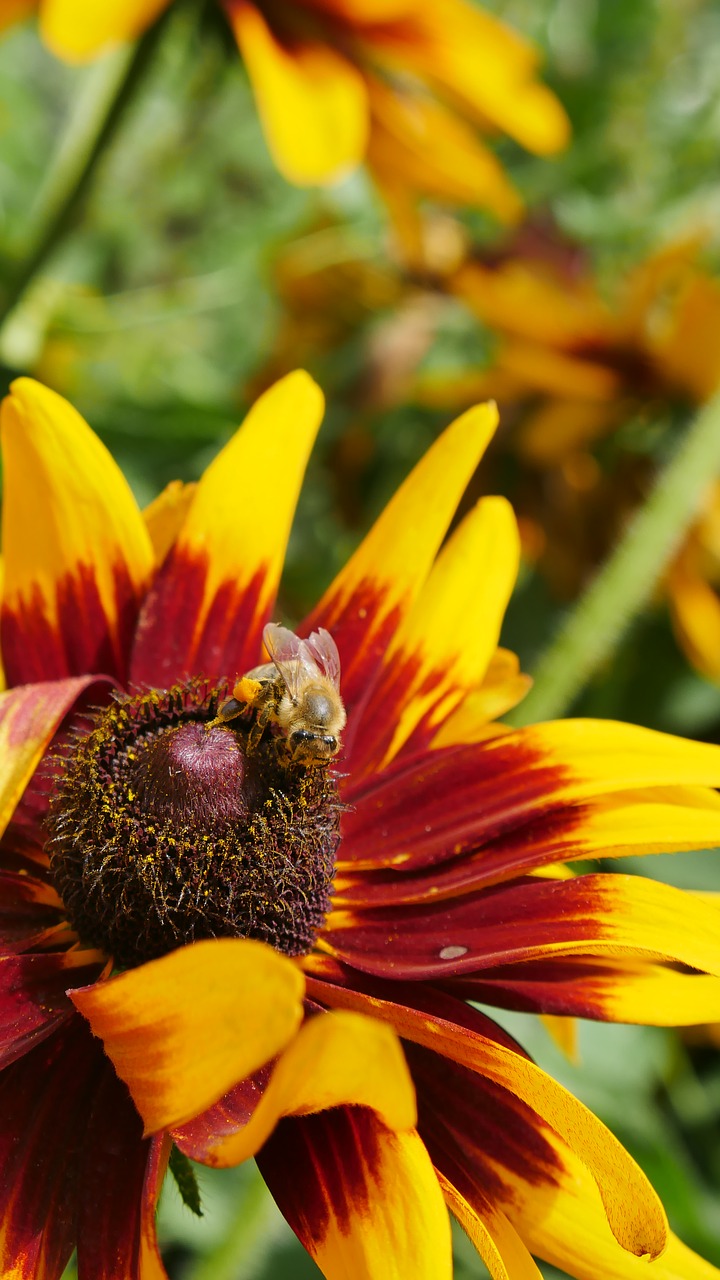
[247,696,274,752]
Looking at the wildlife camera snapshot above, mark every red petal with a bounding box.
[0,870,66,954]
[174,1072,269,1162]
[0,1017,102,1279]
[0,949,104,1069]
[340,738,566,871]
[76,1066,170,1280]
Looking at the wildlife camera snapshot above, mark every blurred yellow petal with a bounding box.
[516,399,620,466]
[228,0,368,184]
[451,259,611,349]
[497,340,620,400]
[200,1010,415,1166]
[381,0,570,155]
[70,939,305,1133]
[367,79,523,223]
[667,561,720,683]
[40,0,169,60]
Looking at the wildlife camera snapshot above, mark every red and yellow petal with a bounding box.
[257,1110,452,1280]
[1,380,153,684]
[0,1017,101,1278]
[304,402,498,713]
[458,955,720,1026]
[350,495,519,771]
[130,371,323,686]
[40,0,169,60]
[323,874,720,986]
[304,964,667,1260]
[0,677,107,843]
[190,1009,415,1167]
[227,1,369,185]
[70,938,305,1133]
[341,721,720,878]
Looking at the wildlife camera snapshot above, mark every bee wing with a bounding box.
[303,627,341,689]
[262,622,319,701]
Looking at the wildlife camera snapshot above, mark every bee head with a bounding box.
[301,687,337,730]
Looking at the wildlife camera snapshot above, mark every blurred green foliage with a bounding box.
[3,0,720,1277]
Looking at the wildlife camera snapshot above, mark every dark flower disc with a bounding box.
[47,682,342,968]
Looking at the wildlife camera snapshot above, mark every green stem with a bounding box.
[0,13,170,331]
[508,392,720,726]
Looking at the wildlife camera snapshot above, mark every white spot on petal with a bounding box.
[439,945,468,960]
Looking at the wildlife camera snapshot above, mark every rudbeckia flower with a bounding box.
[5,374,720,1278]
[3,0,568,230]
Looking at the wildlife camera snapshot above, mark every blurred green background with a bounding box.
[2,0,720,1275]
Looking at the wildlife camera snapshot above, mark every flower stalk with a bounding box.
[0,14,169,334]
[509,390,720,725]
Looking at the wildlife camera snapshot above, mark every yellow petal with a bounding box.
[143,480,196,568]
[1,379,153,683]
[228,1,369,184]
[201,1009,415,1165]
[432,649,532,746]
[514,718,720,800]
[306,401,498,707]
[40,0,169,60]
[571,789,720,861]
[510,1132,717,1280]
[70,939,305,1133]
[258,1113,452,1280]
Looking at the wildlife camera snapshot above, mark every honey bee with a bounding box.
[219,623,346,763]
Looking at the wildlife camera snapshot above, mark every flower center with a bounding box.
[47,682,342,968]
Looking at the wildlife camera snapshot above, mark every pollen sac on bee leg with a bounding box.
[46,681,342,969]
